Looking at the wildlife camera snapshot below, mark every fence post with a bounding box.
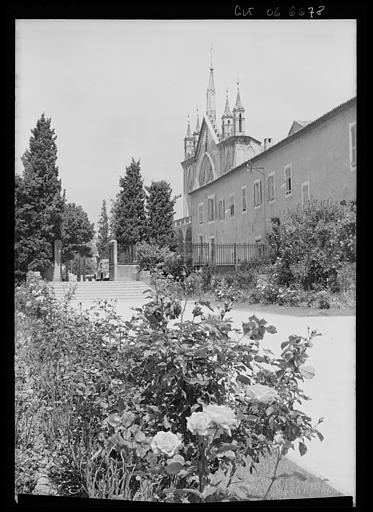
[233,243,237,268]
[109,240,118,281]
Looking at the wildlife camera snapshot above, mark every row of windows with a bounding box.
[197,122,356,225]
[198,176,310,224]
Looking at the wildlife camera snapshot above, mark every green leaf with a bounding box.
[316,430,324,442]
[300,365,316,380]
[169,454,185,465]
[166,460,184,474]
[292,471,307,481]
[299,441,307,456]
[236,374,250,385]
[215,443,239,454]
[281,341,289,349]
[266,325,277,334]
[202,485,218,499]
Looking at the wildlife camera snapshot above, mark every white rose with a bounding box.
[186,411,212,436]
[245,383,279,404]
[150,431,183,457]
[203,404,238,436]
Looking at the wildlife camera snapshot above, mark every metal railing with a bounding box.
[116,242,268,267]
[191,242,268,267]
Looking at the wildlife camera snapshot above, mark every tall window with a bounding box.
[198,203,204,224]
[285,164,292,196]
[349,122,356,169]
[230,194,235,217]
[239,114,242,132]
[207,196,215,222]
[268,173,275,202]
[218,198,225,221]
[302,181,310,205]
[241,186,247,212]
[254,180,262,207]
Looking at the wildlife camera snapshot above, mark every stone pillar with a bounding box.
[53,240,62,282]
[109,240,118,281]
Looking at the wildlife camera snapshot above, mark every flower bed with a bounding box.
[15,270,327,502]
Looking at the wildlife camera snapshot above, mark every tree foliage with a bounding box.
[15,114,65,281]
[61,202,95,262]
[266,198,356,290]
[97,200,110,259]
[112,158,146,247]
[145,180,177,248]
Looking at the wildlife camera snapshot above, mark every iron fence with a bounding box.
[116,242,268,267]
[191,242,268,267]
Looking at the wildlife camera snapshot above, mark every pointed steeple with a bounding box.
[222,89,233,118]
[233,79,245,135]
[195,107,200,133]
[206,46,216,122]
[186,114,192,137]
[234,79,244,111]
[184,114,194,158]
[221,89,233,139]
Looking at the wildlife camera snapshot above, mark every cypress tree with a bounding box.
[145,180,177,248]
[15,114,65,280]
[113,158,146,247]
[97,199,110,259]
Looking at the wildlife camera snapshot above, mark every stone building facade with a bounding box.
[174,61,356,249]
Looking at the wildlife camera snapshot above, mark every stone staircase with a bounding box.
[49,279,152,302]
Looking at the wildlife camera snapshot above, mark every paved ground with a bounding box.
[78,298,356,501]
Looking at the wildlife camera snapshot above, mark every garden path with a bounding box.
[77,298,355,502]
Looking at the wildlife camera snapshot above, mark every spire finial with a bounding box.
[195,107,200,132]
[234,78,243,110]
[186,114,191,137]
[210,44,213,69]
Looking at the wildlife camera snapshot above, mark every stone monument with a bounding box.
[53,240,62,282]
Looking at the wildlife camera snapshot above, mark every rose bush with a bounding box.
[15,264,325,502]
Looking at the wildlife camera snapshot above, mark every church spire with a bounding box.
[186,114,192,137]
[184,114,194,158]
[222,89,233,139]
[233,79,245,135]
[206,46,216,122]
[223,89,232,117]
[234,79,244,110]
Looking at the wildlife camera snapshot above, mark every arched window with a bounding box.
[239,114,242,132]
[199,154,214,186]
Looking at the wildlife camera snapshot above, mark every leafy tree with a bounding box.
[61,202,95,262]
[266,198,356,290]
[97,200,110,259]
[112,158,146,248]
[15,114,65,281]
[145,180,177,248]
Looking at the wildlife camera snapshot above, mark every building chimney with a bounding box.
[263,137,273,151]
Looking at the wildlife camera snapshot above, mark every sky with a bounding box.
[15,19,356,228]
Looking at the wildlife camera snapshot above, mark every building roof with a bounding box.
[288,120,312,136]
[249,96,356,164]
[190,96,356,193]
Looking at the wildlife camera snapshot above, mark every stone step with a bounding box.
[48,280,152,302]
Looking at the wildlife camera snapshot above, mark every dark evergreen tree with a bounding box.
[97,199,110,259]
[61,202,95,262]
[145,180,177,248]
[15,114,65,281]
[113,158,146,248]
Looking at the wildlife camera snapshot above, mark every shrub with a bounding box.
[266,199,356,291]
[15,268,325,502]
